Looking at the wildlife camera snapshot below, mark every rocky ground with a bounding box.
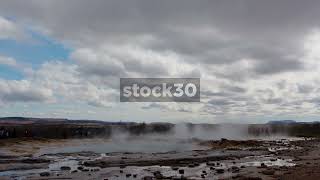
[0,137,319,180]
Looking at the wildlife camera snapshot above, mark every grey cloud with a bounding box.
[1,0,317,40]
[276,80,287,90]
[3,90,49,102]
[122,58,169,76]
[214,71,251,82]
[142,103,174,112]
[142,102,194,113]
[201,85,247,103]
[142,103,164,110]
[208,99,234,106]
[201,90,232,98]
[253,57,304,75]
[262,97,283,105]
[0,0,317,63]
[78,63,126,77]
[222,84,247,93]
[297,84,314,94]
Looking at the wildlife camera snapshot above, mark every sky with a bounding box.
[1,0,320,123]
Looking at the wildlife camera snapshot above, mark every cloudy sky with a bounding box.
[1,0,320,123]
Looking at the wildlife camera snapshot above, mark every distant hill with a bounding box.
[0,117,129,125]
[0,117,174,139]
[0,117,67,125]
[267,120,297,125]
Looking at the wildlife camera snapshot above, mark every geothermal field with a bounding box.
[0,118,320,180]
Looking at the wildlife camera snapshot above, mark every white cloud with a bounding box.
[0,55,34,76]
[30,61,118,107]
[0,16,25,40]
[0,55,17,67]
[0,79,53,103]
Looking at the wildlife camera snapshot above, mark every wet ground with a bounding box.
[0,137,318,180]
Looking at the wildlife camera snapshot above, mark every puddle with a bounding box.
[35,138,205,155]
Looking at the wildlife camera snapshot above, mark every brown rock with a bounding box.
[261,169,275,175]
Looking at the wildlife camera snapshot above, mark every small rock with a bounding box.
[22,158,50,164]
[172,167,179,171]
[242,177,262,180]
[39,172,50,177]
[173,177,188,180]
[60,166,71,171]
[293,157,302,161]
[154,171,163,179]
[216,169,224,174]
[231,174,242,179]
[260,163,267,168]
[231,166,240,173]
[261,169,275,175]
[178,169,184,174]
[143,176,153,180]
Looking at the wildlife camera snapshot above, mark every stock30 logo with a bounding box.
[120,78,200,102]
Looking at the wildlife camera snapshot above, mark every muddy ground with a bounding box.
[0,137,319,180]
